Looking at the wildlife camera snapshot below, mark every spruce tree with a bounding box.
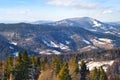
[92,67,100,80]
[22,50,30,79]
[52,58,62,74]
[58,63,71,80]
[4,56,13,80]
[74,55,79,74]
[14,52,23,80]
[41,56,48,71]
[14,51,30,80]
[100,66,108,80]
[80,60,88,80]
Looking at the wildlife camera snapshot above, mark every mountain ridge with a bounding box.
[0,17,120,58]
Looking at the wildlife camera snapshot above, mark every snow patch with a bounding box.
[42,40,50,47]
[98,38,112,43]
[65,41,70,44]
[86,60,114,71]
[42,40,70,50]
[9,46,14,49]
[10,42,17,45]
[91,39,105,44]
[80,45,97,52]
[42,40,59,48]
[83,39,90,44]
[40,50,61,55]
[25,38,32,41]
[13,52,19,57]
[50,41,59,48]
[92,20,101,27]
[59,43,70,50]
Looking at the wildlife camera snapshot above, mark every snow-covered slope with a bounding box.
[78,60,114,72]
[49,17,120,35]
[0,19,120,55]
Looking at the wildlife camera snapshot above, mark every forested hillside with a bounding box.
[0,48,120,80]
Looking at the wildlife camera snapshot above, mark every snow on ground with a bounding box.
[10,42,17,45]
[98,38,112,43]
[105,31,114,34]
[42,40,70,50]
[91,39,106,44]
[40,50,61,55]
[9,46,14,49]
[80,45,97,52]
[65,41,70,44]
[83,39,91,44]
[42,40,59,48]
[91,38,114,49]
[89,29,97,32]
[42,40,51,47]
[86,60,114,71]
[59,43,70,50]
[92,20,101,27]
[13,52,19,57]
[52,50,61,54]
[25,38,32,41]
[50,41,59,48]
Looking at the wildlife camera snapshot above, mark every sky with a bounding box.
[0,0,120,23]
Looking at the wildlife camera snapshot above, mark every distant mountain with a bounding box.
[107,22,120,26]
[49,17,120,36]
[31,20,53,24]
[0,17,120,58]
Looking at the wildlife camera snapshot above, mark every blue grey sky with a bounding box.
[0,0,120,22]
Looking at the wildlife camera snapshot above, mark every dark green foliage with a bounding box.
[94,67,100,80]
[4,56,13,80]
[14,51,30,80]
[74,55,79,74]
[52,58,62,74]
[1,49,120,80]
[58,63,71,80]
[91,67,100,80]
[100,66,108,80]
[89,66,107,80]
[80,60,89,80]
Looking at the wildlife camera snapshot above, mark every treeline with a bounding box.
[0,50,109,80]
[0,48,120,80]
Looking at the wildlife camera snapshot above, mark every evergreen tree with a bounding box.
[73,55,79,74]
[30,56,40,80]
[17,52,22,62]
[14,52,23,80]
[4,56,13,80]
[100,66,108,80]
[41,56,48,71]
[58,62,71,80]
[92,67,100,80]
[22,50,30,79]
[14,51,30,80]
[80,60,88,80]
[52,58,62,74]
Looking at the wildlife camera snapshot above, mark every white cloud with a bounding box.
[46,0,99,9]
[0,8,33,22]
[102,10,113,14]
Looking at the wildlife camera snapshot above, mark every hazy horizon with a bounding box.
[0,0,120,23]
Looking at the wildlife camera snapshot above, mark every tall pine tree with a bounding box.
[80,60,89,80]
[58,62,71,80]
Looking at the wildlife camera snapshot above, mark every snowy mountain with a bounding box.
[0,17,120,57]
[49,17,120,36]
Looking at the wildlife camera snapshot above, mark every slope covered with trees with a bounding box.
[0,48,120,80]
